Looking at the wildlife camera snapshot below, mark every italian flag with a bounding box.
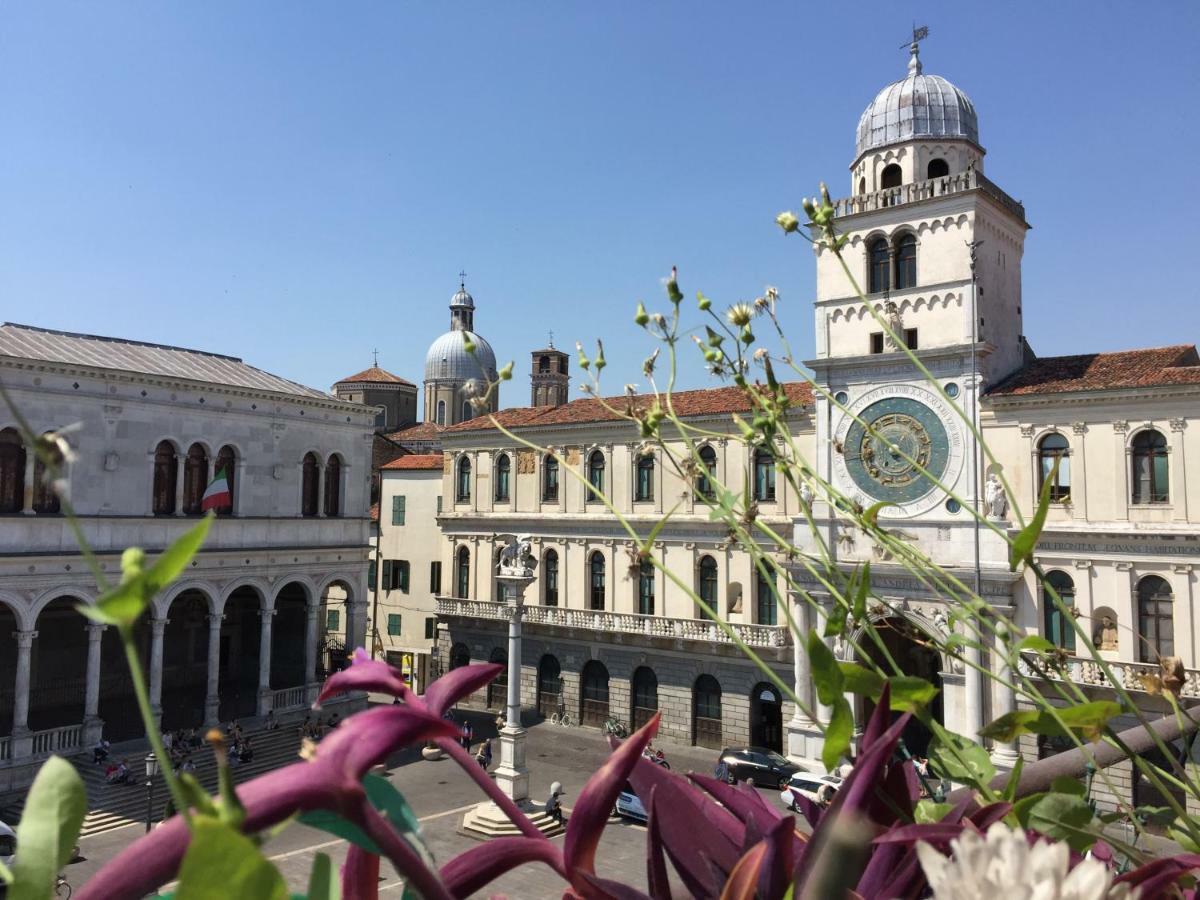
[201,468,232,512]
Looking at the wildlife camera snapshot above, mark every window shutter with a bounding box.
[399,561,410,593]
[425,617,435,640]
[382,560,393,590]
[436,495,442,514]
[387,614,401,636]
[392,495,405,525]
[431,561,442,593]
[368,560,377,590]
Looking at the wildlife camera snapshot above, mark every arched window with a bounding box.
[0,428,26,514]
[753,449,775,502]
[698,555,718,620]
[857,176,866,195]
[537,655,561,718]
[214,445,236,516]
[880,163,902,190]
[32,432,63,514]
[456,456,472,501]
[182,443,209,515]
[1137,575,1173,662]
[539,355,550,373]
[301,452,320,517]
[635,453,655,502]
[1132,430,1169,504]
[461,400,472,422]
[436,400,446,426]
[494,453,511,502]
[756,563,778,626]
[580,660,610,727]
[927,158,949,179]
[1037,433,1071,502]
[631,667,659,731]
[586,450,605,502]
[543,549,559,607]
[868,237,890,294]
[1043,570,1076,651]
[542,455,559,502]
[449,643,471,670]
[153,440,178,516]
[638,560,655,615]
[324,454,342,517]
[696,445,717,499]
[455,546,470,598]
[894,233,917,291]
[589,551,606,610]
[693,674,723,749]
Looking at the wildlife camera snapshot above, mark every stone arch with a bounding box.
[536,653,562,719]
[749,681,784,753]
[216,577,271,616]
[0,590,32,631]
[218,581,268,721]
[28,585,97,624]
[271,580,311,691]
[155,580,219,619]
[29,594,91,732]
[161,588,212,730]
[270,575,318,610]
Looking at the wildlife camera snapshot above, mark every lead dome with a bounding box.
[855,45,979,159]
[424,329,497,385]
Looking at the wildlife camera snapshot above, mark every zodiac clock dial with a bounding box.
[842,396,951,504]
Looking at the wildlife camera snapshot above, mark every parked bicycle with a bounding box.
[55,873,72,898]
[549,695,573,727]
[603,717,629,738]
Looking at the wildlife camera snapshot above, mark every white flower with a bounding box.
[917,824,1137,900]
[726,303,755,327]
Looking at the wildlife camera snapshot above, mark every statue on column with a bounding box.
[984,473,1008,519]
[497,534,537,578]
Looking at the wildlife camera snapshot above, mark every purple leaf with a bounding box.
[719,841,766,900]
[854,841,906,899]
[575,872,654,900]
[440,836,564,898]
[564,712,660,883]
[645,787,673,900]
[966,801,1012,830]
[317,647,413,706]
[872,823,972,844]
[688,774,784,828]
[1114,853,1200,896]
[638,774,728,898]
[421,662,505,716]
[755,815,797,900]
[858,681,894,753]
[341,844,380,900]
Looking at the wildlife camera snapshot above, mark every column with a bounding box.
[316,464,326,518]
[148,617,168,724]
[963,631,984,739]
[989,612,1020,768]
[174,454,186,516]
[257,608,275,716]
[12,630,36,757]
[505,604,523,730]
[205,614,223,726]
[234,458,247,517]
[21,453,35,514]
[83,623,106,745]
[304,604,320,704]
[1170,419,1188,521]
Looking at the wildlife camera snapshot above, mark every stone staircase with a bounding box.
[2,725,305,838]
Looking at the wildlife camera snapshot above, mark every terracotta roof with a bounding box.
[381,453,444,471]
[334,366,414,387]
[445,382,813,433]
[987,345,1200,397]
[369,502,380,523]
[371,433,408,471]
[384,421,446,442]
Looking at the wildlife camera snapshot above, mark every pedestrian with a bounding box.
[93,739,110,765]
[266,710,278,731]
[483,738,493,769]
[461,718,474,750]
[545,781,566,825]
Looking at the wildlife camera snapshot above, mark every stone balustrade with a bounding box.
[830,169,1025,223]
[1020,652,1200,700]
[436,597,792,649]
[271,686,308,712]
[30,723,84,757]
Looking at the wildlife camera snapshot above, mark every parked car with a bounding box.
[614,782,648,822]
[779,771,842,810]
[716,747,801,788]
[0,819,14,868]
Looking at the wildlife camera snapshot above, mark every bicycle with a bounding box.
[603,717,629,739]
[549,696,573,727]
[55,873,72,898]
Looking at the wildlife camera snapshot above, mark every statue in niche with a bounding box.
[884,300,903,351]
[984,473,1008,519]
[1094,615,1118,652]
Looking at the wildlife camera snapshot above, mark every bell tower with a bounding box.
[530,338,570,408]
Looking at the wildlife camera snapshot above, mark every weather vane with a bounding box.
[901,24,929,49]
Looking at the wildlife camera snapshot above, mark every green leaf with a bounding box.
[305,853,340,900]
[1016,635,1058,654]
[1134,805,1176,828]
[914,800,953,824]
[0,859,11,886]
[1010,462,1055,571]
[978,710,1040,744]
[1049,776,1087,798]
[887,677,939,713]
[296,809,379,854]
[928,732,995,789]
[822,602,847,638]
[850,562,870,622]
[822,698,853,772]
[78,576,149,627]
[980,701,1120,744]
[863,502,897,528]
[299,775,430,861]
[1001,755,1025,803]
[1168,823,1200,853]
[175,819,288,900]
[177,772,217,817]
[146,514,213,593]
[1019,792,1097,853]
[837,662,884,698]
[807,630,843,706]
[9,756,86,900]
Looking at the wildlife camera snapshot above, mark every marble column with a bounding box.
[304,605,320,704]
[174,455,186,516]
[963,630,984,739]
[990,621,1020,768]
[21,453,35,514]
[12,629,36,733]
[83,623,106,745]
[205,614,223,726]
[257,608,275,716]
[316,464,325,518]
[149,617,168,724]
[786,596,823,764]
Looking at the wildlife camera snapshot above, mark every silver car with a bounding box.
[614,783,647,822]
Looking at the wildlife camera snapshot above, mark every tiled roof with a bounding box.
[0,322,331,400]
[369,502,380,523]
[381,454,444,471]
[445,382,813,434]
[334,366,414,387]
[371,434,409,471]
[385,422,446,442]
[987,345,1200,397]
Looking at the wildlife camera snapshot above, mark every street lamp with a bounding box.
[144,752,158,833]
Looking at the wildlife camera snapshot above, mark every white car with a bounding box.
[779,772,842,810]
[0,818,14,870]
[614,783,647,823]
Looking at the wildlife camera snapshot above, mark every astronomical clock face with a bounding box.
[832,386,965,519]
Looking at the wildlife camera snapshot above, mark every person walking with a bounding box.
[460,718,474,750]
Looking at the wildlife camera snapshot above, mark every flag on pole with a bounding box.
[200,468,232,512]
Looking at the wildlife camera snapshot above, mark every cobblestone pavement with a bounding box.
[61,709,789,897]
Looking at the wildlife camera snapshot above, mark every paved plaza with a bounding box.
[57,709,788,897]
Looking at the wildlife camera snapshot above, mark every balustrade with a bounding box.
[831,170,1025,223]
[1020,652,1200,700]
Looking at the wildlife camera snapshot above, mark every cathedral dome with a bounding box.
[424,329,497,387]
[855,47,979,158]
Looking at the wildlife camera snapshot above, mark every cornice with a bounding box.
[984,383,1200,411]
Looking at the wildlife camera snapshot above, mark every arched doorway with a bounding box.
[580,660,609,727]
[161,590,210,731]
[219,587,262,722]
[693,674,723,749]
[537,655,561,719]
[272,583,309,690]
[631,666,658,731]
[0,602,17,737]
[486,647,507,710]
[449,643,471,671]
[858,616,943,757]
[99,617,149,740]
[750,682,783,752]
[30,598,88,731]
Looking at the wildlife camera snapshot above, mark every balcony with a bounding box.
[830,170,1026,225]
[1020,653,1200,700]
[436,597,792,650]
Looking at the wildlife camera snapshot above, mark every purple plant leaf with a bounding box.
[564,711,660,884]
[341,844,381,900]
[755,815,797,900]
[688,774,784,828]
[645,787,673,900]
[858,681,894,754]
[1114,853,1200,896]
[439,836,565,898]
[719,841,767,900]
[317,647,414,706]
[794,793,823,830]
[574,872,654,900]
[741,812,764,855]
[872,823,972,844]
[854,840,906,899]
[966,801,1011,830]
[421,662,505,716]
[635,769,728,898]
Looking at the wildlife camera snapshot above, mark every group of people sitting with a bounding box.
[164,727,205,774]
[299,713,338,741]
[92,739,135,785]
[224,721,255,766]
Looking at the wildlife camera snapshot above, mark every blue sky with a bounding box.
[3,3,1198,407]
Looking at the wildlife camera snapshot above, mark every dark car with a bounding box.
[716,747,801,788]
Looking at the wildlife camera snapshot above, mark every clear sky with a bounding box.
[3,3,1198,408]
